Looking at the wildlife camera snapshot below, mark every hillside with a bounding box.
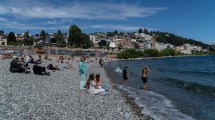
[151,31,214,51]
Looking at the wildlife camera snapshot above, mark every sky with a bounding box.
[0,0,214,44]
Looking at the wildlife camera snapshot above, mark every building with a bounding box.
[175,46,183,52]
[118,39,134,49]
[0,35,7,45]
[181,44,192,54]
[155,42,168,51]
[191,45,202,52]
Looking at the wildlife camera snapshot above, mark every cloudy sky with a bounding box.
[0,0,214,44]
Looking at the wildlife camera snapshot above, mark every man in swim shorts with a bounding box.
[142,66,149,90]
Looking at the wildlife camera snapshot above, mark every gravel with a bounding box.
[0,58,151,120]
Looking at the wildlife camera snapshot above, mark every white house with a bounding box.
[155,42,168,51]
[0,35,7,45]
[181,44,192,54]
[191,45,202,52]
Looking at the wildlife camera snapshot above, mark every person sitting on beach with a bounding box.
[47,64,60,70]
[86,73,106,95]
[35,55,42,64]
[29,55,34,63]
[95,74,108,91]
[10,57,30,73]
[56,56,64,63]
[44,54,51,61]
[24,55,30,63]
[63,61,75,70]
[71,55,74,61]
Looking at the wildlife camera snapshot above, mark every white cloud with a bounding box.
[81,24,156,32]
[0,18,7,22]
[0,1,166,20]
[0,18,69,31]
[45,19,72,25]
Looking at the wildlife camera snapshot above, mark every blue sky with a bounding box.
[0,0,214,44]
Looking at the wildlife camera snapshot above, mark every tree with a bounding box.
[27,36,35,46]
[69,25,81,35]
[80,33,93,49]
[138,28,143,33]
[117,49,144,59]
[57,29,64,39]
[57,29,66,47]
[51,38,57,43]
[23,31,30,45]
[144,49,160,57]
[160,48,177,56]
[68,25,82,47]
[40,30,46,41]
[0,30,4,35]
[106,32,114,37]
[143,28,148,34]
[7,32,17,45]
[67,24,93,48]
[114,30,118,35]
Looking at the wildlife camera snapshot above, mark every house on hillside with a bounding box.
[118,39,134,49]
[181,44,192,54]
[0,35,7,45]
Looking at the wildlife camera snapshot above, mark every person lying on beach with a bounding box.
[47,64,60,70]
[85,74,106,95]
[95,74,108,91]
[33,63,50,75]
[63,62,75,70]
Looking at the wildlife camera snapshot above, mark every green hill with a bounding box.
[151,31,214,51]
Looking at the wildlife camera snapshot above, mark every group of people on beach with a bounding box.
[123,66,150,90]
[79,56,108,95]
[9,54,78,75]
[0,53,13,60]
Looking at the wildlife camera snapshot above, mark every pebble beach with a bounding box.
[0,56,152,120]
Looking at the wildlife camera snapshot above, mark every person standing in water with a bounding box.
[123,66,128,86]
[142,66,149,90]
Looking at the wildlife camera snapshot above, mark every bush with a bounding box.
[117,49,144,59]
[160,48,178,56]
[144,49,160,57]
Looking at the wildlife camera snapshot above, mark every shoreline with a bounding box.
[103,63,154,120]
